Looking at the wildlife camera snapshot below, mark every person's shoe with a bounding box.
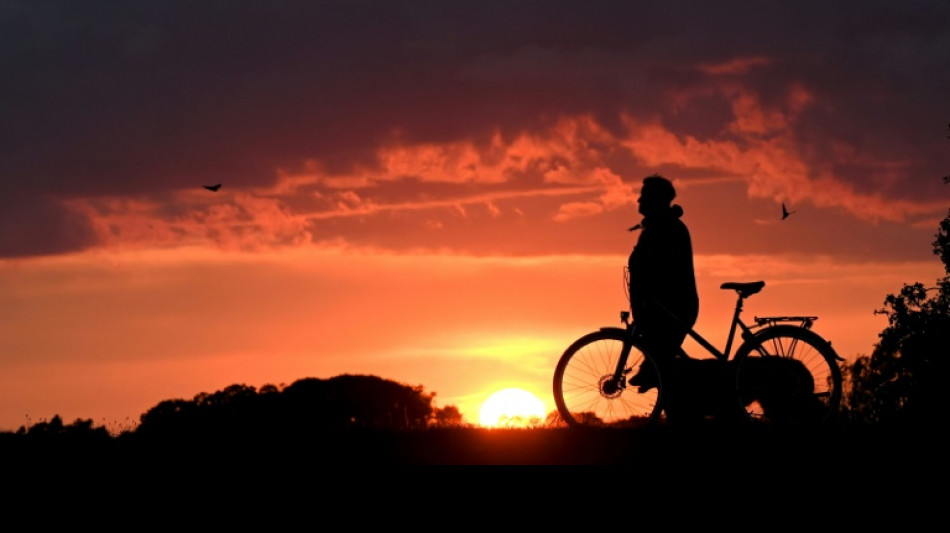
[627,364,658,392]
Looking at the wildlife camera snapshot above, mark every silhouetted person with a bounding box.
[626,174,699,422]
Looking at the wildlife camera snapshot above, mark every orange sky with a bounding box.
[1,2,949,431]
[0,209,943,431]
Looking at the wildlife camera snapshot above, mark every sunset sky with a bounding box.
[2,1,949,431]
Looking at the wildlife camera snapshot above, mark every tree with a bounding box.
[135,373,448,435]
[281,374,436,430]
[843,211,950,425]
[431,405,463,427]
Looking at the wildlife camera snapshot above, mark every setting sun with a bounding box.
[479,388,547,428]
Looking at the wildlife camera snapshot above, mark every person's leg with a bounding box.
[652,322,700,424]
[627,316,671,391]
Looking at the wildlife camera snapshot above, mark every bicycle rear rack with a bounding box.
[754,316,818,329]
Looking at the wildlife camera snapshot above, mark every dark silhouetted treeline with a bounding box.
[1,373,463,446]
[133,373,461,437]
[840,210,950,426]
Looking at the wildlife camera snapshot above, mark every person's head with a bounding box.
[638,174,676,217]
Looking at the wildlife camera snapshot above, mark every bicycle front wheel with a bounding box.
[733,325,842,424]
[553,328,664,428]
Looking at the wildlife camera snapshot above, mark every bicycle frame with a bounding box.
[615,283,819,375]
[681,291,817,362]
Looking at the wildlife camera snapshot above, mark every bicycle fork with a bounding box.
[603,311,637,395]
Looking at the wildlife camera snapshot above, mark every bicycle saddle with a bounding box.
[720,281,765,297]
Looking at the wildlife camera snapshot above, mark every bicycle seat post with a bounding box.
[724,289,749,358]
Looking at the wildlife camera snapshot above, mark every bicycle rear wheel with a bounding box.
[733,325,842,424]
[553,328,664,428]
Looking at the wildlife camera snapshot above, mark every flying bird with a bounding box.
[203,184,222,192]
[782,203,795,220]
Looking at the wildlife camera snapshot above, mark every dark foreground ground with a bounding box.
[3,421,941,471]
[6,422,938,521]
[5,421,946,520]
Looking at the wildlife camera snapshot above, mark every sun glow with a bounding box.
[478,388,547,428]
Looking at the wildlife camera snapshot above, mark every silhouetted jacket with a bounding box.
[627,204,699,331]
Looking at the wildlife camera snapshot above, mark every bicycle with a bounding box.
[552,279,844,428]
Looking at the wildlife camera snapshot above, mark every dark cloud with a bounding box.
[1,0,948,257]
[0,194,97,257]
